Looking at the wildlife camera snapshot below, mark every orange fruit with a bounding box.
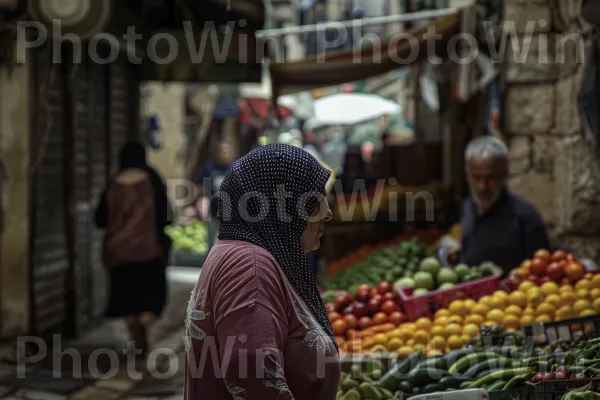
[373,333,388,345]
[479,295,492,306]
[508,291,527,308]
[431,325,445,337]
[520,314,534,326]
[464,299,477,311]
[519,281,536,292]
[406,339,415,347]
[463,323,480,338]
[556,306,575,321]
[472,304,490,317]
[414,343,426,352]
[541,282,559,296]
[561,291,577,305]
[528,292,544,307]
[536,303,555,317]
[415,318,433,331]
[448,315,464,325]
[493,290,509,299]
[449,300,468,317]
[487,309,505,323]
[465,314,485,327]
[577,289,590,300]
[435,308,451,319]
[523,306,536,315]
[505,305,523,316]
[535,314,552,323]
[387,338,404,351]
[502,314,521,330]
[559,284,574,293]
[398,329,413,341]
[435,316,449,327]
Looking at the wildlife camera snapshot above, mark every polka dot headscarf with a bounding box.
[217,144,336,347]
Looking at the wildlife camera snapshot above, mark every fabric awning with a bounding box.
[269,14,460,97]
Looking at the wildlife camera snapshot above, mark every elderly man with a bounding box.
[453,136,550,276]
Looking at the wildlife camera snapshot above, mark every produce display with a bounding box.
[512,248,588,285]
[164,221,208,254]
[377,334,600,398]
[337,358,396,400]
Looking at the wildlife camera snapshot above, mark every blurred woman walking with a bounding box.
[95,141,173,356]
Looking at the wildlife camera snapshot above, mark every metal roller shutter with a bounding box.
[30,42,69,335]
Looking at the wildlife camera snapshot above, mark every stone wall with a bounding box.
[503,0,600,261]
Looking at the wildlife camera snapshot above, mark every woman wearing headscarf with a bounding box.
[184,145,340,400]
[95,141,173,355]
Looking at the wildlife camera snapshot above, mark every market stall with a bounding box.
[321,236,600,399]
[165,220,209,267]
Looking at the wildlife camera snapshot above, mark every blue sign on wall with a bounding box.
[214,86,240,119]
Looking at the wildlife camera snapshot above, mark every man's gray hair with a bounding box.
[464,135,508,163]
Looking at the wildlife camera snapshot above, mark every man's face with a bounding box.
[466,156,507,209]
[216,145,231,165]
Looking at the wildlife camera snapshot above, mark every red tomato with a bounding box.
[343,314,358,330]
[531,258,547,277]
[357,316,371,330]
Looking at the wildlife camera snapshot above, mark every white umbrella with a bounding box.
[312,93,401,128]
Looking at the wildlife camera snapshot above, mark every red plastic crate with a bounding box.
[398,273,501,321]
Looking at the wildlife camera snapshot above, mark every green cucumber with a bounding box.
[487,380,507,391]
[421,383,443,394]
[461,358,513,379]
[439,376,470,389]
[503,374,531,390]
[398,381,414,394]
[465,368,535,389]
[448,352,500,374]
[407,368,449,387]
[378,349,422,391]
[443,349,473,368]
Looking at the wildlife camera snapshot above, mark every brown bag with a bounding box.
[103,169,162,268]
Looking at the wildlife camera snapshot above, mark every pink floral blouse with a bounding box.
[184,240,341,400]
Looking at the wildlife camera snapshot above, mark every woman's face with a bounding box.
[300,196,332,253]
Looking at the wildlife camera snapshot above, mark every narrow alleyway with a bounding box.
[0,267,200,400]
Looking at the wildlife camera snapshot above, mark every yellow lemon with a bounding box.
[415,318,433,331]
[448,315,464,325]
[479,295,492,306]
[486,309,505,323]
[447,335,464,350]
[403,323,416,331]
[592,274,600,289]
[431,325,445,338]
[541,282,559,296]
[396,346,413,359]
[414,343,426,352]
[576,279,592,291]
[387,337,404,351]
[545,294,562,307]
[463,323,480,338]
[406,339,415,347]
[577,289,590,300]
[465,314,485,327]
[536,303,555,317]
[528,292,544,307]
[508,291,528,308]
[590,288,600,300]
[488,296,505,309]
[482,320,497,327]
[427,349,443,357]
[373,333,388,345]
[579,309,597,318]
[523,306,536,315]
[593,298,600,313]
[413,330,430,344]
[520,314,534,326]
[449,300,468,317]
[560,291,578,305]
[493,290,509,299]
[435,308,451,319]
[535,314,552,323]
[472,304,490,317]
[444,324,462,337]
[559,284,574,293]
[556,305,575,321]
[505,305,523,316]
[462,334,472,343]
[398,329,413,341]
[464,299,477,311]
[435,316,449,327]
[430,336,446,350]
[574,299,593,314]
[519,281,536,292]
[502,314,521,330]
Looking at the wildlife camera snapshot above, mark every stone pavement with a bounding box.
[0,267,199,399]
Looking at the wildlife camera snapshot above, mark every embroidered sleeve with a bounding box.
[217,304,294,399]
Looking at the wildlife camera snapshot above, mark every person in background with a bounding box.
[338,148,376,195]
[197,143,232,250]
[184,145,339,400]
[450,136,550,276]
[95,141,173,356]
[360,141,375,175]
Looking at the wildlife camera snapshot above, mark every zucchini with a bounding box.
[461,357,513,379]
[407,368,449,387]
[439,376,470,389]
[465,368,535,389]
[448,352,500,374]
[421,383,442,394]
[416,357,446,370]
[476,368,501,379]
[460,381,475,389]
[443,349,473,369]
[398,381,414,394]
[503,374,532,390]
[487,380,507,391]
[378,349,422,391]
